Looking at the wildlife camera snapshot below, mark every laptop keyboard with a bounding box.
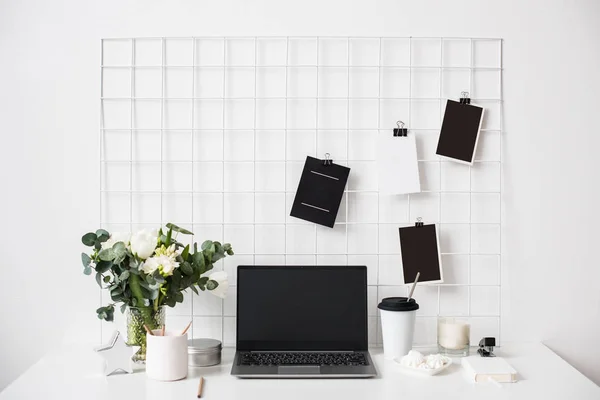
[239,352,368,366]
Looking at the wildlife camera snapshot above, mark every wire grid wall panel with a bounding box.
[100,36,503,347]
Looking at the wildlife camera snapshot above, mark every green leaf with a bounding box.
[96,260,112,274]
[131,297,138,307]
[181,244,190,261]
[98,248,115,261]
[160,235,167,245]
[95,272,103,288]
[193,251,205,270]
[181,262,193,276]
[201,240,214,251]
[96,229,109,238]
[175,292,184,303]
[81,253,91,267]
[83,266,92,275]
[166,227,172,247]
[166,223,193,235]
[206,280,219,291]
[95,229,110,243]
[120,303,127,314]
[112,243,127,265]
[82,232,97,246]
[190,285,199,295]
[103,275,111,283]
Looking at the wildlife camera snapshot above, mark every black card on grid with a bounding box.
[436,99,485,165]
[290,156,350,228]
[399,224,443,284]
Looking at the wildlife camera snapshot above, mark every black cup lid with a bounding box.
[377,297,419,311]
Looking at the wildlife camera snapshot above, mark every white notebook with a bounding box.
[377,134,421,195]
[462,357,518,383]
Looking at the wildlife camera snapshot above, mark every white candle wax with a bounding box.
[438,319,470,350]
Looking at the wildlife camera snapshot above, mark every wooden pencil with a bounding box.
[197,376,204,398]
[143,325,154,336]
[181,321,192,336]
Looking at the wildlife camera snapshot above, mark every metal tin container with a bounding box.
[188,338,222,367]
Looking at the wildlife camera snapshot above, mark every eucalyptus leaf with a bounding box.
[181,262,193,276]
[190,285,199,295]
[95,272,103,288]
[103,275,111,283]
[81,253,91,267]
[82,232,97,246]
[96,260,112,274]
[206,280,219,291]
[98,248,115,262]
[120,303,127,314]
[83,266,92,275]
[166,223,193,235]
[201,240,214,251]
[193,252,205,270]
[96,229,109,238]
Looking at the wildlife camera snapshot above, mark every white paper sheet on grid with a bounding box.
[377,134,421,195]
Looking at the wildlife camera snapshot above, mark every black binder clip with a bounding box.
[477,337,496,357]
[415,217,424,227]
[459,91,471,105]
[393,120,408,137]
[323,153,333,166]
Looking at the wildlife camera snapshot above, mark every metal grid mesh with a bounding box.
[100,36,503,347]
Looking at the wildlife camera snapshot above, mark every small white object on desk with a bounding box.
[94,331,134,376]
[396,350,452,376]
[462,356,518,383]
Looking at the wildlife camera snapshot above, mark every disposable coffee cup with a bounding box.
[378,297,419,360]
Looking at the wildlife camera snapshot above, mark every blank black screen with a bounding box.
[236,266,367,351]
[436,100,484,163]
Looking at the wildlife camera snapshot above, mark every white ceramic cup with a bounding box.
[378,297,419,360]
[146,331,188,381]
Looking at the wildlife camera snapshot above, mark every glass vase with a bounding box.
[126,306,165,364]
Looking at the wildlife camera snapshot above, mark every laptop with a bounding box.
[231,265,377,378]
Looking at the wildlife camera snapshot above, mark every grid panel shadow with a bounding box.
[100,36,503,347]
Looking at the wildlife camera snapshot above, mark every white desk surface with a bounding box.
[1,343,598,400]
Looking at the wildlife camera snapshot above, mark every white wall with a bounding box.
[1,0,599,390]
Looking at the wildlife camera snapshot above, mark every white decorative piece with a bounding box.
[95,331,134,376]
[396,350,452,376]
[145,331,188,381]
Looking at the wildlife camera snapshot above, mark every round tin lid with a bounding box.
[188,338,222,354]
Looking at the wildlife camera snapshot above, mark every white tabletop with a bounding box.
[1,343,599,400]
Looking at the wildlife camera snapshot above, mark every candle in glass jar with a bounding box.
[438,318,470,350]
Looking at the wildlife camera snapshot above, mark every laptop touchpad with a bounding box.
[278,366,321,374]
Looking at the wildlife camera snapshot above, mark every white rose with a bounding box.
[141,255,180,276]
[130,229,158,260]
[101,232,131,250]
[207,271,228,299]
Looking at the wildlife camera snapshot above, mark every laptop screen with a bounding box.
[236,266,367,351]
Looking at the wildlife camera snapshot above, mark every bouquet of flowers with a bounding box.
[80,223,233,361]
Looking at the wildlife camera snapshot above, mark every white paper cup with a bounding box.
[146,331,188,381]
[378,297,419,360]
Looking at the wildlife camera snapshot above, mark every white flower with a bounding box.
[142,255,180,276]
[101,232,131,250]
[130,229,158,260]
[207,271,228,299]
